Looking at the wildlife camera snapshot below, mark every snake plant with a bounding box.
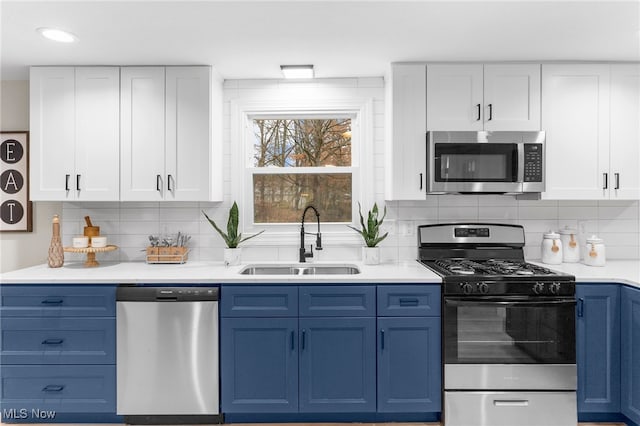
[202,202,264,248]
[347,202,388,247]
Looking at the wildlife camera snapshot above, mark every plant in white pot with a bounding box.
[347,202,388,265]
[202,202,264,266]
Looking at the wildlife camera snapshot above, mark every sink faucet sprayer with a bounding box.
[300,205,322,263]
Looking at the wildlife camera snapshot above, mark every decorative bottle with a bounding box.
[47,214,64,268]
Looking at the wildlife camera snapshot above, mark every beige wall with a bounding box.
[0,80,61,273]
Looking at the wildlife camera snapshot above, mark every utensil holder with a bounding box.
[146,246,189,264]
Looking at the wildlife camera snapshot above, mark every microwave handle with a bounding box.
[517,143,525,183]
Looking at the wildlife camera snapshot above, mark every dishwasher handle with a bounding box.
[116,286,219,302]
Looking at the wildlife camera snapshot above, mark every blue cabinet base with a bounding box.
[223,412,440,423]
[0,413,122,424]
[578,412,639,426]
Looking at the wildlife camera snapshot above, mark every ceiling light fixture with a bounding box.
[280,65,314,79]
[37,27,77,43]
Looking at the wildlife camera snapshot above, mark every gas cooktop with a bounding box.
[421,258,562,278]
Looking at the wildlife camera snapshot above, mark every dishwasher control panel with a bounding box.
[117,286,219,302]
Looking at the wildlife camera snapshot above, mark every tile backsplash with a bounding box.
[61,198,640,264]
[59,77,640,265]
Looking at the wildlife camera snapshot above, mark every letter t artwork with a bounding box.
[0,131,32,232]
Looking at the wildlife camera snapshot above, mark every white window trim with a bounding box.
[230,98,375,247]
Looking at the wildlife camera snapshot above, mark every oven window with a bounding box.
[444,298,576,364]
[434,143,518,182]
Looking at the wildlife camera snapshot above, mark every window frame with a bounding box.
[230,98,375,247]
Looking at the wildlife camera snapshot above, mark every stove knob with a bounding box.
[550,282,562,295]
[478,282,489,294]
[460,282,474,294]
[533,282,546,295]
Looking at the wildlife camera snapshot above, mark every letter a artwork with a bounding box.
[0,131,32,232]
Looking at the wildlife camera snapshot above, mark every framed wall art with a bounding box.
[1,131,32,232]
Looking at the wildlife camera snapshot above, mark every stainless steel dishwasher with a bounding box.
[116,286,220,424]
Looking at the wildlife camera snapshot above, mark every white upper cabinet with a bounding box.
[543,64,639,200]
[427,63,540,131]
[30,67,120,201]
[120,66,216,202]
[609,64,640,200]
[385,64,427,200]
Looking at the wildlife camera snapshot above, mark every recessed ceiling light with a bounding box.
[280,65,314,79]
[37,27,77,43]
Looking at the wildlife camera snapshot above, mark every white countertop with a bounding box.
[2,259,640,288]
[531,260,640,288]
[0,260,441,285]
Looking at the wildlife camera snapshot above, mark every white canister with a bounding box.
[559,226,580,263]
[541,231,563,265]
[584,235,606,267]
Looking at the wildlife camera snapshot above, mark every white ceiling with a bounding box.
[1,0,639,81]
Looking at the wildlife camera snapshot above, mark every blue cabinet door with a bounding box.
[0,285,116,317]
[377,316,441,412]
[622,285,640,424]
[220,317,298,413]
[576,284,621,413]
[298,317,376,413]
[221,285,298,317]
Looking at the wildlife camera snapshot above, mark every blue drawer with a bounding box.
[221,286,298,317]
[377,285,441,317]
[299,286,375,317]
[1,317,115,365]
[0,365,116,413]
[0,285,116,317]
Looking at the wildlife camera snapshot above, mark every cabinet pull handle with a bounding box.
[380,329,385,350]
[476,104,481,121]
[65,174,70,191]
[399,298,419,306]
[301,329,306,350]
[167,174,173,192]
[290,331,295,351]
[41,299,63,305]
[42,338,64,345]
[76,174,81,191]
[419,173,423,190]
[156,174,162,192]
[615,173,620,190]
[577,298,584,317]
[603,173,608,190]
[488,104,493,121]
[42,385,64,392]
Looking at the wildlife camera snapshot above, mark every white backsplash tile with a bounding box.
[56,78,640,264]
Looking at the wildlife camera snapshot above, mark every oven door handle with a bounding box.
[445,298,577,307]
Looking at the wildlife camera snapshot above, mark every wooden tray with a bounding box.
[63,245,118,267]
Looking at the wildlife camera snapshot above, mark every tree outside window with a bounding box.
[251,118,353,223]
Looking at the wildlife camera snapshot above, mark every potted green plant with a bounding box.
[347,202,388,265]
[202,201,264,265]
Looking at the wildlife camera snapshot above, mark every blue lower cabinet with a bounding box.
[377,316,441,412]
[298,317,376,413]
[221,317,298,413]
[576,284,621,413]
[0,365,116,414]
[0,317,115,365]
[622,286,640,425]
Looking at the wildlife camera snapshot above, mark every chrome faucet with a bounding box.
[299,205,322,263]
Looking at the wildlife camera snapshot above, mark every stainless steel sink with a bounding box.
[239,264,360,275]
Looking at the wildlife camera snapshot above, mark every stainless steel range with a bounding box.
[418,223,577,426]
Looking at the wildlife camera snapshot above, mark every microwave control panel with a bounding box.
[523,144,543,182]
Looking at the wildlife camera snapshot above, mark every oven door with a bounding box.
[443,296,576,391]
[428,142,523,193]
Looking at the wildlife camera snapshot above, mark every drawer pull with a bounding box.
[42,385,65,392]
[494,399,529,407]
[399,298,419,306]
[41,299,63,305]
[42,338,64,345]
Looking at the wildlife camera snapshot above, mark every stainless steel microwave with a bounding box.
[427,131,545,194]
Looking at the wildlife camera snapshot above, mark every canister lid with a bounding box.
[559,226,577,235]
[543,231,560,239]
[586,235,603,244]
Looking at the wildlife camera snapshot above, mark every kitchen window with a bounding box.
[231,98,374,244]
